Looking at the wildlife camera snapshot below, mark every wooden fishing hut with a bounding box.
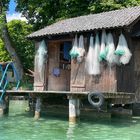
[27,6,140,121]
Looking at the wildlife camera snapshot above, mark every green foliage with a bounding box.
[7,20,34,70]
[89,0,140,13]
[15,0,140,30]
[0,0,10,29]
[1,0,10,9]
[19,75,33,90]
[15,0,91,30]
[0,38,11,61]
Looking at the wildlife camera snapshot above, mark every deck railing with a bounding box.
[0,62,20,101]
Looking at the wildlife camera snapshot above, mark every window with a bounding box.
[59,41,72,70]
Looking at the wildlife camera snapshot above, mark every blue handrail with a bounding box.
[0,62,20,101]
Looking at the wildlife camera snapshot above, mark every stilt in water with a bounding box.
[69,96,80,124]
[76,98,80,118]
[0,96,9,117]
[34,97,41,120]
[0,108,3,116]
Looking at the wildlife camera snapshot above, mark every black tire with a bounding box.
[88,92,104,108]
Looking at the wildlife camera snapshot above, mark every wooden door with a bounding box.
[70,59,86,92]
[48,42,71,91]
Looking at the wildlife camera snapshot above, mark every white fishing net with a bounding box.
[85,35,94,75]
[37,40,47,80]
[119,34,132,65]
[77,35,85,63]
[93,33,101,75]
[99,30,107,61]
[106,33,119,65]
[70,35,79,59]
[86,33,101,75]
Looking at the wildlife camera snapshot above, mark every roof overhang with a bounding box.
[27,6,140,40]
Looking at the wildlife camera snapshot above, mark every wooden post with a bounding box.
[76,98,80,118]
[0,107,4,117]
[0,96,9,117]
[34,97,41,120]
[4,96,9,115]
[69,97,76,123]
[69,96,80,124]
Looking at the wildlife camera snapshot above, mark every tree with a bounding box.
[15,0,91,30]
[0,20,34,70]
[89,0,140,13]
[7,20,34,71]
[0,38,10,62]
[15,0,140,30]
[0,1,23,79]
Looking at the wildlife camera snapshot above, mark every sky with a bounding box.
[6,0,27,22]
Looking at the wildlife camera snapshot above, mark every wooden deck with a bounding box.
[0,90,134,98]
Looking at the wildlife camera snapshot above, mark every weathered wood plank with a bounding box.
[70,59,86,92]
[0,90,134,100]
[133,38,140,101]
[86,64,117,92]
[117,31,135,93]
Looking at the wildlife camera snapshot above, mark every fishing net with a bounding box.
[37,40,47,79]
[85,35,94,75]
[77,35,85,63]
[86,33,101,75]
[70,35,79,59]
[106,33,119,65]
[93,33,101,75]
[99,30,107,61]
[38,40,47,70]
[115,33,125,55]
[119,34,132,65]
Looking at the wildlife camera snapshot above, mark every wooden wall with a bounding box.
[116,32,135,93]
[47,42,70,91]
[70,31,135,94]
[133,38,140,101]
[70,36,117,93]
[33,31,137,94]
[70,59,117,92]
[85,65,116,92]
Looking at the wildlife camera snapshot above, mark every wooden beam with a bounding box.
[0,90,135,101]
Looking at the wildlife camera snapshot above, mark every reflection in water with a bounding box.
[9,100,29,116]
[67,123,76,140]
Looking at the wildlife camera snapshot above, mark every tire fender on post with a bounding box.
[88,92,104,108]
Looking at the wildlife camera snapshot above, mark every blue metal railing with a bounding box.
[0,62,20,101]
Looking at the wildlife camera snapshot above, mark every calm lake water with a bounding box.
[0,100,140,140]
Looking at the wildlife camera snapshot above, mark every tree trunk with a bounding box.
[0,11,23,79]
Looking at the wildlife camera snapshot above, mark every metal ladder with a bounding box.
[0,62,20,101]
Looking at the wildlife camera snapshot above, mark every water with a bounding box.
[0,100,140,140]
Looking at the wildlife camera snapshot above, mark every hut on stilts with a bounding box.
[27,6,140,122]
